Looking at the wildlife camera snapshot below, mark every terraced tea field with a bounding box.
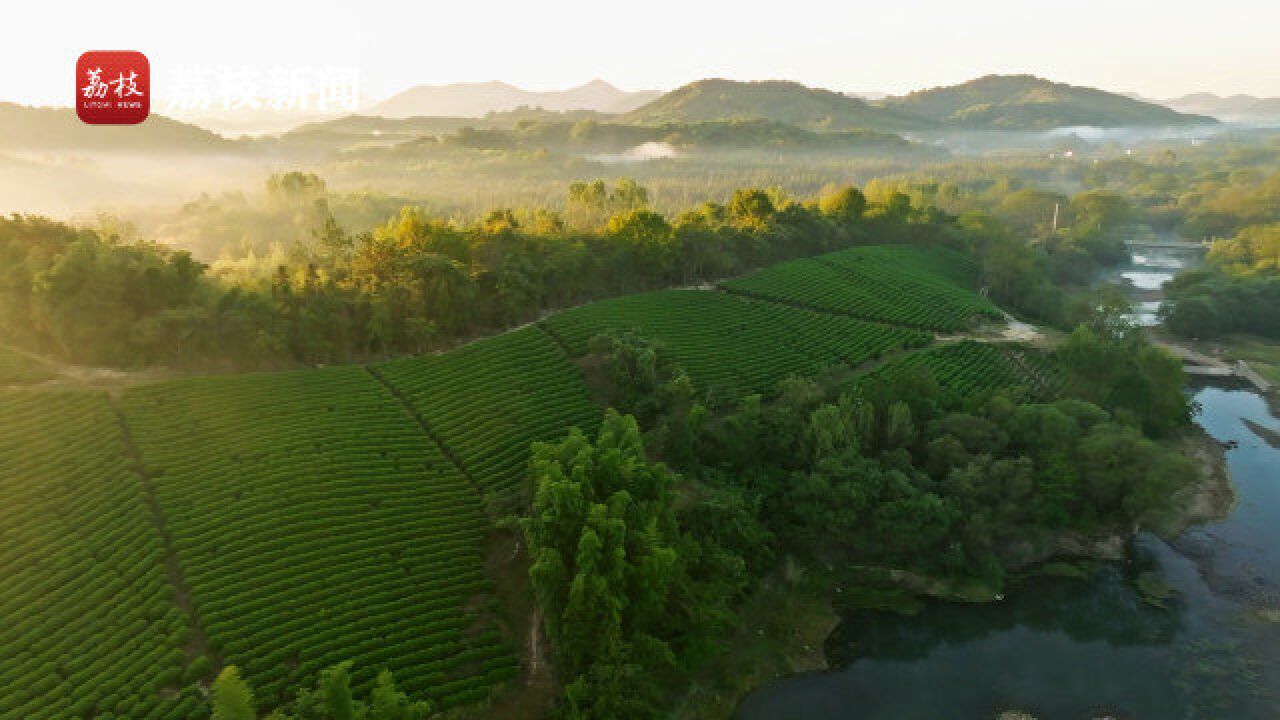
[0,243,1038,717]
[375,327,601,504]
[120,367,517,709]
[0,391,194,720]
[852,340,1065,401]
[541,289,929,400]
[721,245,1000,331]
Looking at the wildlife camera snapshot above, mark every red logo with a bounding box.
[76,51,149,124]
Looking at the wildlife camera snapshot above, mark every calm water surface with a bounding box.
[739,248,1280,719]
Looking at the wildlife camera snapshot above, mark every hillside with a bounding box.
[1163,92,1280,125]
[0,103,234,153]
[269,114,480,152]
[326,116,920,158]
[720,245,1000,331]
[880,74,1216,130]
[542,290,930,400]
[621,79,938,132]
[372,79,659,118]
[0,244,1059,717]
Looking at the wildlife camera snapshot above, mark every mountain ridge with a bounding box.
[1162,92,1280,125]
[620,78,937,132]
[0,103,234,152]
[372,79,660,118]
[879,74,1216,130]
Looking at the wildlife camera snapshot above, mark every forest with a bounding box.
[3,68,1280,720]
[1,165,1141,371]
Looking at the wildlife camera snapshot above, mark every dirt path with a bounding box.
[1,341,178,393]
[109,400,217,691]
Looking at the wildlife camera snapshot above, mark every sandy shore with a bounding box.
[1154,427,1236,539]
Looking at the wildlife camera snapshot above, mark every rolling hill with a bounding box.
[0,243,1051,716]
[1163,93,1280,126]
[879,75,1216,131]
[0,103,234,153]
[620,79,938,132]
[372,79,659,118]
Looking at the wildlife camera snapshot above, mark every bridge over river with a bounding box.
[1122,238,1214,252]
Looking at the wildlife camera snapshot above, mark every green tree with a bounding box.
[819,186,867,222]
[727,188,776,228]
[524,410,683,717]
[211,667,255,720]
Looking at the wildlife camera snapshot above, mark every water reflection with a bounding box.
[1118,246,1199,325]
[738,382,1280,720]
[1131,254,1186,270]
[1121,271,1173,290]
[1129,300,1162,327]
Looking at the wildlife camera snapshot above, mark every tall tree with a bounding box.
[210,667,255,720]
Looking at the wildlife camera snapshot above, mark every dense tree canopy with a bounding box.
[0,177,1010,370]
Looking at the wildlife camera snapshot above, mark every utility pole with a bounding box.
[1052,202,1059,233]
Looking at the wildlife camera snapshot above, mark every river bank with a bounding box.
[703,424,1239,719]
[834,424,1234,608]
[737,379,1280,720]
[1153,427,1236,538]
[719,345,1240,717]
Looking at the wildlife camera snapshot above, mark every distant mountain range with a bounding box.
[291,75,1227,140]
[371,79,660,118]
[604,75,1216,133]
[1161,93,1280,125]
[0,74,1229,156]
[878,75,1215,131]
[620,79,936,132]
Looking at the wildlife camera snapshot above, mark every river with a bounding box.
[738,251,1280,719]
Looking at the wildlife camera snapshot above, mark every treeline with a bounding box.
[398,117,918,155]
[1136,148,1280,341]
[524,314,1196,717]
[862,138,1280,243]
[0,175,1066,369]
[208,663,429,720]
[1162,222,1280,339]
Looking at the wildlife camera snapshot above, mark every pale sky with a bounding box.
[7,0,1280,107]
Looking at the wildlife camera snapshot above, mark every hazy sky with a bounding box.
[8,0,1280,107]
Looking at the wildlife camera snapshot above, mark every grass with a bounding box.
[1222,335,1280,385]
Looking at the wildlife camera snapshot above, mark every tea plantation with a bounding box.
[0,243,1047,717]
[542,289,930,400]
[852,340,1066,401]
[375,326,602,505]
[120,367,517,710]
[0,391,194,720]
[721,245,1001,331]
